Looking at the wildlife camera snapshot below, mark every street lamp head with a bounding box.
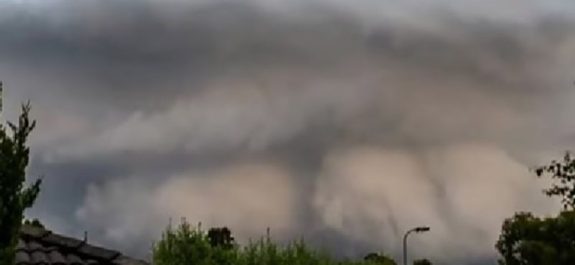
[414,226,430,233]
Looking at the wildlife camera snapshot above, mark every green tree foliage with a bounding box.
[153,220,398,265]
[496,153,575,265]
[363,253,397,265]
[0,102,41,264]
[496,211,575,265]
[412,259,432,265]
[535,152,575,210]
[153,221,216,265]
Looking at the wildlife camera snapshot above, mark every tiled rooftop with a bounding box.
[16,225,149,265]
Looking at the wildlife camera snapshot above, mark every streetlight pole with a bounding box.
[403,226,430,265]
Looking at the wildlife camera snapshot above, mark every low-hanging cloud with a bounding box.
[75,162,298,256]
[314,144,557,262]
[2,0,575,264]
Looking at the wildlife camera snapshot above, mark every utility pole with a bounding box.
[0,81,3,113]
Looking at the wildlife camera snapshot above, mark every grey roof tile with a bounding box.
[48,250,66,264]
[30,251,49,264]
[28,241,45,251]
[17,225,149,265]
[77,244,120,260]
[16,250,31,264]
[21,225,50,238]
[66,253,85,265]
[42,233,84,249]
[17,239,28,250]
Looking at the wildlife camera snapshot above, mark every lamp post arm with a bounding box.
[402,228,417,265]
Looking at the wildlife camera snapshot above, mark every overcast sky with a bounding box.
[2,0,575,264]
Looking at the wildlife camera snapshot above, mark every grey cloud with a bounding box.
[5,0,575,264]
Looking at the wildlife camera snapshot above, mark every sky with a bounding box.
[2,0,575,264]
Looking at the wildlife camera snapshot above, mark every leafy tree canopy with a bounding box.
[154,220,399,265]
[412,259,433,265]
[496,211,575,265]
[363,253,397,265]
[0,100,41,265]
[496,152,575,265]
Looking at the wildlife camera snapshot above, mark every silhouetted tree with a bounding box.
[413,259,432,265]
[207,227,235,250]
[535,152,575,210]
[496,211,575,265]
[0,98,41,265]
[364,252,397,265]
[154,220,384,265]
[496,152,575,264]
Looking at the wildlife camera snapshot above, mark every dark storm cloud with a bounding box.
[2,0,566,105]
[1,0,359,107]
[2,0,575,264]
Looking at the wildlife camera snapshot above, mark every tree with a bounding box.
[495,153,575,265]
[153,221,215,265]
[412,259,432,265]
[208,227,235,250]
[535,152,575,210]
[0,101,41,264]
[153,220,398,265]
[363,253,397,265]
[496,211,575,265]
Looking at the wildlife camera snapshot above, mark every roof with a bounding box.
[16,225,149,265]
